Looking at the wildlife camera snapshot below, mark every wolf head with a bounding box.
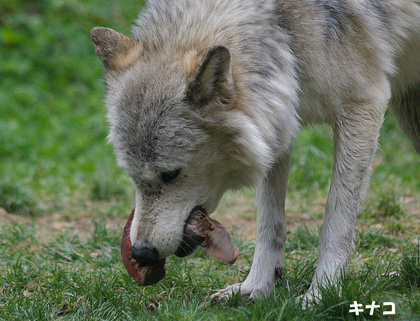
[91,27,274,263]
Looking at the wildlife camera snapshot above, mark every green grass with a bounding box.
[1,222,419,320]
[1,1,419,320]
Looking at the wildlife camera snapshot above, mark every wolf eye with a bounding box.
[161,169,181,183]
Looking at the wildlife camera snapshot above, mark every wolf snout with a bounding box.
[131,243,160,266]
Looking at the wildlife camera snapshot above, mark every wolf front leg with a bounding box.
[301,95,389,306]
[211,150,291,301]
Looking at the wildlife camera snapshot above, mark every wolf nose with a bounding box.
[131,244,159,266]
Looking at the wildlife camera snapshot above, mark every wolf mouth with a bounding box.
[174,206,207,257]
[122,206,238,286]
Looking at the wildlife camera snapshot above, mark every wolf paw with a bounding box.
[296,289,321,309]
[210,281,273,302]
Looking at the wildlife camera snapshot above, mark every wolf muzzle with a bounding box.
[121,207,239,286]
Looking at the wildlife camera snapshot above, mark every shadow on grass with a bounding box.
[0,180,39,216]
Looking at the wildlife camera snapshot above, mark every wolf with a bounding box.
[91,0,420,304]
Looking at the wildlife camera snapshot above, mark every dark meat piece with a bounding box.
[121,209,165,286]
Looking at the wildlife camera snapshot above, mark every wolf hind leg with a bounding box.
[211,151,291,302]
[390,83,420,155]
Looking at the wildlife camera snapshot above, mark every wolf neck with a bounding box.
[133,0,300,163]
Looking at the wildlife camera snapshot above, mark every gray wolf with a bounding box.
[91,0,420,304]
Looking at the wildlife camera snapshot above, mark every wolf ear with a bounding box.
[186,46,233,107]
[91,27,140,71]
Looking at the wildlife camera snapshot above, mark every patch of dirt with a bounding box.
[0,206,127,244]
[0,208,33,225]
[1,191,418,244]
[213,195,327,240]
[214,192,420,242]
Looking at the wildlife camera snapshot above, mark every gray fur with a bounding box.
[391,84,420,154]
[92,0,420,305]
